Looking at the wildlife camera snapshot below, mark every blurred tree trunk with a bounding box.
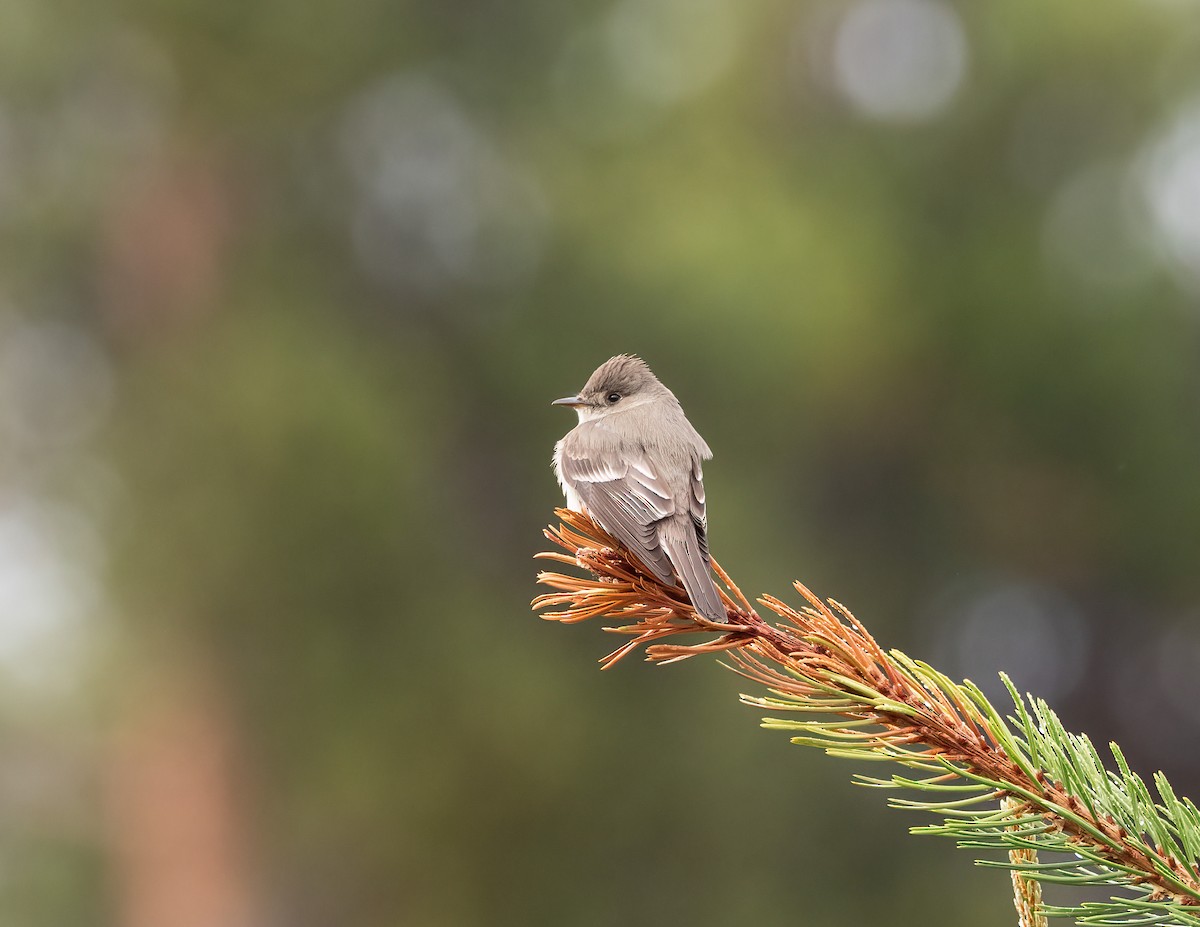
[105,661,260,927]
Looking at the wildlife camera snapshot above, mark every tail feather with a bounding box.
[658,517,725,622]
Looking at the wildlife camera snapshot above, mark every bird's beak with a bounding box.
[551,394,585,408]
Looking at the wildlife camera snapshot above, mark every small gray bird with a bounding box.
[552,355,725,623]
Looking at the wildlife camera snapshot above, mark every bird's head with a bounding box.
[552,354,667,422]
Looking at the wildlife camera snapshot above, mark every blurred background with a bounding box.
[4,0,1200,924]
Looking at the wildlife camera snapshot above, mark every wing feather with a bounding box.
[558,443,676,584]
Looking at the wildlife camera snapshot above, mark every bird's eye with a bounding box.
[606,392,621,404]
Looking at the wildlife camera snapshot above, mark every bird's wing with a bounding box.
[688,455,709,556]
[655,454,724,622]
[557,441,677,585]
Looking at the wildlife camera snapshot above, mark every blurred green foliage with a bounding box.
[4,0,1200,924]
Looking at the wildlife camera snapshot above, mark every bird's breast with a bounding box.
[552,439,585,512]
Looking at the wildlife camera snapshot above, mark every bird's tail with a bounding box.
[659,517,726,623]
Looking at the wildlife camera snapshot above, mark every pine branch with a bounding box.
[533,509,1200,926]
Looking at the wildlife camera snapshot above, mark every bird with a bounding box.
[551,354,726,623]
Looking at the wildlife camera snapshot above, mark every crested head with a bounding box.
[582,354,661,399]
[553,354,673,422]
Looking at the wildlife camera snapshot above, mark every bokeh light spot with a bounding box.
[606,0,741,106]
[1041,161,1154,293]
[831,0,967,123]
[0,497,100,696]
[339,73,547,297]
[1139,102,1200,291]
[0,320,114,451]
[929,577,1089,705]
